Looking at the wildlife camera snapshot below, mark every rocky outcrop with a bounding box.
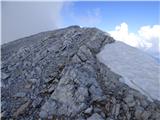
[1,26,160,120]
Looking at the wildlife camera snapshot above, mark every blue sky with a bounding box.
[61,1,160,32]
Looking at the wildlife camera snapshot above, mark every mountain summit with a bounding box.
[1,26,160,120]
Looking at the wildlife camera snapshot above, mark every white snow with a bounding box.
[97,41,160,101]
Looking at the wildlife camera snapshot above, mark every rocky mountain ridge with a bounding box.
[1,26,160,120]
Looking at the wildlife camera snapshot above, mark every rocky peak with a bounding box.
[1,26,160,120]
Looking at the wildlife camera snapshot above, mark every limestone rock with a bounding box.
[84,106,93,114]
[124,94,136,107]
[1,25,160,120]
[14,92,26,98]
[1,72,10,80]
[141,111,151,120]
[135,106,144,119]
[87,113,104,120]
[13,101,30,117]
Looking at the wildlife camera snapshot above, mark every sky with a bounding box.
[62,1,159,32]
[1,1,63,44]
[1,1,160,60]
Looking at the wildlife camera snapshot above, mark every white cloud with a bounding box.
[2,1,65,44]
[138,25,160,40]
[109,23,140,47]
[109,22,160,60]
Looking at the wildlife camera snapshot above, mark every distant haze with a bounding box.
[2,1,64,44]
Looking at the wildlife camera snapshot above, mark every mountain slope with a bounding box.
[1,26,160,120]
[97,41,160,101]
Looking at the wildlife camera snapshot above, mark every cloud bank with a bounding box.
[109,22,160,60]
[2,1,64,44]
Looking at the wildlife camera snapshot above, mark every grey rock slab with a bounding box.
[86,29,107,54]
[24,83,32,89]
[40,62,105,118]
[124,94,136,107]
[115,104,120,117]
[39,99,57,118]
[1,72,10,80]
[28,78,37,84]
[32,97,42,108]
[44,78,54,83]
[89,84,104,102]
[141,111,151,120]
[87,113,104,120]
[100,112,106,118]
[71,54,82,63]
[14,92,26,98]
[93,107,102,113]
[13,101,31,117]
[135,106,144,119]
[152,111,160,120]
[84,106,93,114]
[48,84,56,93]
[106,118,114,120]
[77,49,88,62]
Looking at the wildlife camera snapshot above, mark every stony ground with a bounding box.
[1,26,160,120]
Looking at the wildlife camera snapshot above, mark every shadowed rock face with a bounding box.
[1,26,160,120]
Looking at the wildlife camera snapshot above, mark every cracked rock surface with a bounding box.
[1,26,160,120]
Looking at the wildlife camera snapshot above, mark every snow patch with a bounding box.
[97,41,160,101]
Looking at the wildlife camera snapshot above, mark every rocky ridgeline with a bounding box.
[1,26,160,120]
